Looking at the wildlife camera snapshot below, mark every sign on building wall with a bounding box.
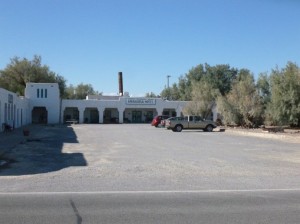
[126,98,156,105]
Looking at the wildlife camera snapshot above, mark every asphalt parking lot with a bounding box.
[0,124,300,192]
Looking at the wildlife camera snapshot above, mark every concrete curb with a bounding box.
[224,128,300,143]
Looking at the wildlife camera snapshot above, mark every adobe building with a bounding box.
[0,87,30,130]
[62,94,187,124]
[0,73,217,132]
[1,83,189,131]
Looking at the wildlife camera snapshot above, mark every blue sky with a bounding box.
[1,0,299,96]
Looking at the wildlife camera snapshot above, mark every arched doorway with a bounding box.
[32,107,48,124]
[84,108,99,123]
[103,108,119,123]
[63,107,79,123]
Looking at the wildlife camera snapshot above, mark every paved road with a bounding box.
[1,190,300,224]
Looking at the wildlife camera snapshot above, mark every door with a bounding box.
[132,111,142,123]
[104,110,111,123]
[145,111,153,123]
[190,116,205,129]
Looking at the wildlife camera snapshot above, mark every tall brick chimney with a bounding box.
[118,72,123,96]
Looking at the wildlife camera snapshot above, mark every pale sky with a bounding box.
[1,0,299,96]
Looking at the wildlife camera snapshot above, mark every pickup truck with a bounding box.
[165,115,217,132]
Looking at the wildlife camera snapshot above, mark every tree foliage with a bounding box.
[161,63,237,101]
[257,73,271,106]
[160,83,181,100]
[161,61,300,127]
[183,80,220,118]
[64,83,100,99]
[217,70,263,127]
[0,55,67,96]
[265,62,300,126]
[145,92,158,98]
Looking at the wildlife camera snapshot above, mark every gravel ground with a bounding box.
[0,124,299,192]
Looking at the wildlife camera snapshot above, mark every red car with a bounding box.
[151,115,169,127]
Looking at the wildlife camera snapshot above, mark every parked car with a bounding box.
[164,116,185,129]
[160,119,167,127]
[151,115,169,127]
[165,115,217,132]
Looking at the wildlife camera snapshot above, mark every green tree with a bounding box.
[65,83,99,99]
[160,83,181,100]
[266,62,300,126]
[217,69,263,127]
[0,55,67,96]
[203,64,238,96]
[177,76,191,100]
[162,63,238,101]
[145,92,158,98]
[183,79,220,118]
[257,72,271,105]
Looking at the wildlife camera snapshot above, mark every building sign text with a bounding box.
[126,98,156,105]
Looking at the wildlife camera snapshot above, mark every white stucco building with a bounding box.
[0,87,30,130]
[25,83,61,124]
[0,82,217,132]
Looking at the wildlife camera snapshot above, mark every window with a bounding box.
[8,104,10,120]
[41,89,44,98]
[4,103,7,122]
[45,89,48,98]
[37,89,40,98]
[194,116,202,122]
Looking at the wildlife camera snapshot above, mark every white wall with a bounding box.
[0,88,30,131]
[1,83,217,130]
[25,83,60,124]
[61,97,189,124]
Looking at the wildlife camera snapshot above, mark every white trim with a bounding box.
[1,189,300,195]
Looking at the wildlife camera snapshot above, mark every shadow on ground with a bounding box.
[0,125,87,176]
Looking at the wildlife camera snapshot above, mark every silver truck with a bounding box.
[165,115,217,132]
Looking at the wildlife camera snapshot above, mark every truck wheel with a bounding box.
[175,125,183,132]
[205,125,213,132]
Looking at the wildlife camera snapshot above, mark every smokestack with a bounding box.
[118,72,123,96]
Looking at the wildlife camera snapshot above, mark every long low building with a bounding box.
[0,82,217,132]
[0,83,188,130]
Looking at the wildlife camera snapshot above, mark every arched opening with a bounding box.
[103,108,119,123]
[32,107,48,124]
[84,108,99,123]
[63,107,79,123]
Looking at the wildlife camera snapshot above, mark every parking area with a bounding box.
[0,124,300,192]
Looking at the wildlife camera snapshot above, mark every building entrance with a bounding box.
[132,111,142,123]
[32,107,48,124]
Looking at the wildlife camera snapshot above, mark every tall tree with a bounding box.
[266,62,300,126]
[145,92,157,98]
[257,72,271,105]
[203,64,238,96]
[217,69,263,127]
[161,63,238,101]
[0,55,66,96]
[183,79,220,118]
[160,83,181,100]
[65,83,99,99]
